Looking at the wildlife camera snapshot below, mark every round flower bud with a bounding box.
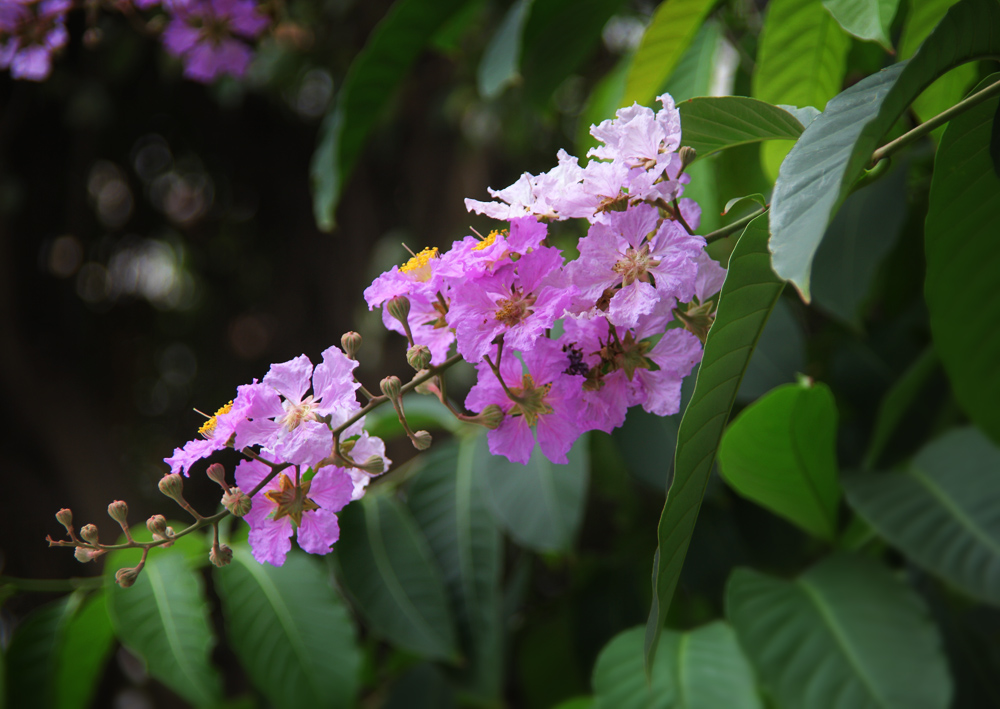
[80,524,100,545]
[206,463,227,487]
[359,455,387,475]
[146,514,168,537]
[386,295,411,325]
[107,500,129,525]
[55,508,74,533]
[210,543,234,568]
[341,331,362,359]
[478,404,505,430]
[158,473,185,502]
[412,430,433,451]
[679,146,697,171]
[74,547,106,563]
[223,487,252,517]
[380,375,402,400]
[115,566,141,588]
[406,344,432,371]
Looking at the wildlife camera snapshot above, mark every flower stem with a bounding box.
[704,207,768,244]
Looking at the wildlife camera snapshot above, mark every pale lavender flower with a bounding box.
[161,0,269,82]
[164,380,260,475]
[0,0,70,81]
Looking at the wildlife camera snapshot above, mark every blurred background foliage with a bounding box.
[2,0,1000,707]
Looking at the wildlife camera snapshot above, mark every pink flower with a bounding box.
[364,246,462,309]
[164,380,259,475]
[161,0,269,82]
[235,456,354,566]
[588,94,683,168]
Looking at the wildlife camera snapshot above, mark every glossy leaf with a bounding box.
[863,347,939,468]
[105,547,222,706]
[727,553,953,709]
[752,0,851,180]
[719,380,841,540]
[6,594,78,708]
[768,0,1000,298]
[645,214,785,670]
[214,545,361,709]
[476,430,589,553]
[822,0,900,49]
[924,75,1000,442]
[844,427,1000,606]
[736,298,805,402]
[310,0,470,230]
[477,0,533,98]
[593,623,761,709]
[621,0,717,108]
[678,97,806,160]
[335,492,460,661]
[55,591,115,709]
[407,437,503,699]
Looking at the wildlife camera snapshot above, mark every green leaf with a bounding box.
[736,298,805,402]
[924,74,1000,443]
[621,0,717,108]
[752,0,851,180]
[310,0,470,230]
[6,595,78,708]
[723,193,767,215]
[477,0,533,98]
[214,546,361,709]
[727,553,953,709]
[844,427,1000,606]
[678,97,806,160]
[645,214,785,671]
[822,0,900,50]
[768,0,1000,299]
[55,591,115,709]
[105,547,222,707]
[476,430,589,553]
[810,158,908,327]
[593,623,761,709]
[335,492,460,661]
[719,380,842,540]
[407,437,503,699]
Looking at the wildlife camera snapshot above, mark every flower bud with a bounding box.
[158,473,185,502]
[358,455,387,475]
[206,463,227,487]
[412,430,433,451]
[55,508,74,534]
[146,514,168,537]
[478,404,505,430]
[210,543,234,567]
[80,524,100,545]
[380,375,402,401]
[223,487,252,517]
[107,500,129,525]
[386,295,411,325]
[74,547,106,563]
[341,331,362,359]
[679,146,697,171]
[406,344,432,371]
[115,566,141,588]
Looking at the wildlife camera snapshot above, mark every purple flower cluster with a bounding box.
[367,94,727,465]
[0,0,71,81]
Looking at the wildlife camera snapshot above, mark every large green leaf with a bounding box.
[477,0,533,98]
[719,380,841,540]
[736,298,805,401]
[592,623,761,709]
[55,591,115,709]
[407,437,503,699]
[768,0,1000,298]
[844,427,1000,606]
[822,0,900,49]
[645,214,786,670]
[335,492,460,661]
[727,553,953,709]
[752,0,851,180]
[621,0,717,108]
[105,547,222,707]
[6,594,78,708]
[476,430,589,553]
[310,0,470,230]
[924,75,1000,443]
[810,159,908,327]
[678,97,807,160]
[214,545,361,709]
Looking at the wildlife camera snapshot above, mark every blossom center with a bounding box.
[198,400,234,439]
[280,395,317,432]
[494,288,535,327]
[612,243,659,286]
[400,247,439,282]
[508,374,554,427]
[264,473,320,526]
[474,229,505,251]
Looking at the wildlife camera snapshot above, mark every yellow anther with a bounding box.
[400,247,439,275]
[198,400,233,438]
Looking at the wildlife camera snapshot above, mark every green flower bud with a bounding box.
[386,295,411,325]
[478,404,505,430]
[107,500,129,525]
[412,430,433,451]
[406,344,432,371]
[358,455,386,475]
[115,566,141,588]
[341,331,362,359]
[210,543,234,568]
[380,375,402,400]
[223,487,252,517]
[146,514,168,537]
[79,524,100,545]
[206,463,227,487]
[158,473,185,503]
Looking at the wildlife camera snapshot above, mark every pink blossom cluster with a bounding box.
[366,94,727,466]
[0,0,71,80]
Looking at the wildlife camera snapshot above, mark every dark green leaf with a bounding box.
[727,553,953,709]
[310,0,470,230]
[477,0,533,98]
[476,430,589,553]
[335,492,460,661]
[811,159,908,327]
[719,380,841,540]
[737,298,805,401]
[6,595,78,707]
[55,591,115,709]
[645,214,785,671]
[407,437,503,699]
[678,97,806,160]
[925,74,1000,442]
[621,0,717,108]
[723,193,767,215]
[214,546,361,709]
[752,0,851,179]
[593,623,761,709]
[769,0,1000,298]
[844,427,1000,606]
[822,0,900,50]
[105,547,222,707]
[383,663,457,709]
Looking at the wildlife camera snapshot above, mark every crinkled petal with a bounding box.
[263,354,313,404]
[488,416,535,465]
[296,508,340,555]
[248,517,293,566]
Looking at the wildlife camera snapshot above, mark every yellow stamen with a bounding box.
[474,229,506,251]
[198,400,233,438]
[400,247,439,274]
